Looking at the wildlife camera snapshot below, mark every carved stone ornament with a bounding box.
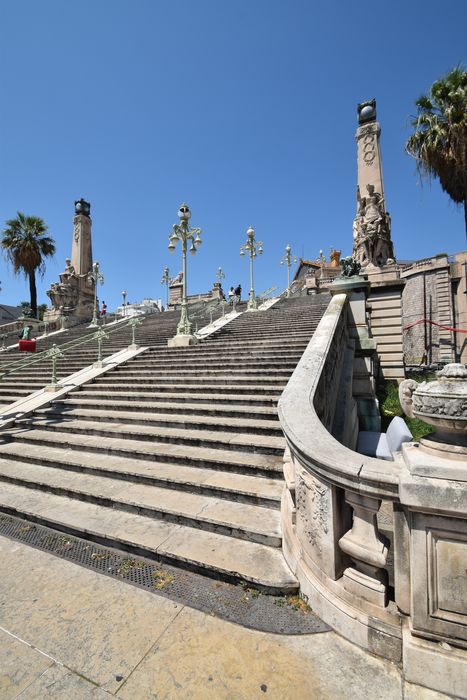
[296,470,329,556]
[399,364,467,452]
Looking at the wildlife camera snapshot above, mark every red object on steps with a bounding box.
[18,339,36,352]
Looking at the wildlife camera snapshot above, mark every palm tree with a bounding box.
[405,66,467,236]
[1,212,56,318]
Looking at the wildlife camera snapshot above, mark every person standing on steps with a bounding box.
[234,284,241,302]
[101,301,107,318]
[20,325,32,340]
[228,287,235,305]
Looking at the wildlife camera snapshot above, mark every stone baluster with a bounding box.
[338,490,389,607]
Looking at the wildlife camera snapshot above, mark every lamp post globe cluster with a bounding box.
[280,244,298,297]
[87,261,104,326]
[160,266,171,311]
[240,226,263,311]
[168,203,202,343]
[216,266,225,284]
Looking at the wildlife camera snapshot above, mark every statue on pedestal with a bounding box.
[44,200,95,322]
[352,184,394,267]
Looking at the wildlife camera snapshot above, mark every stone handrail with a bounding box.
[278,292,400,500]
[277,288,467,692]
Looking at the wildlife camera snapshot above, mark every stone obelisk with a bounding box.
[352,100,404,381]
[71,198,93,275]
[352,100,394,268]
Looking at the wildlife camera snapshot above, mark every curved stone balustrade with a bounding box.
[278,291,467,695]
[279,293,400,499]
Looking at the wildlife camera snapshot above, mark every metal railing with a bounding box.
[190,299,226,331]
[0,316,145,390]
[0,314,87,351]
[256,286,278,303]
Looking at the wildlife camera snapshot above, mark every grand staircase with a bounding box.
[0,295,329,591]
[0,312,181,407]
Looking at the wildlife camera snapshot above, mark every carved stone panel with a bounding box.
[296,468,349,580]
[411,512,467,644]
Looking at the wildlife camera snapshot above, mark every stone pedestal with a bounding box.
[396,366,467,695]
[167,334,198,347]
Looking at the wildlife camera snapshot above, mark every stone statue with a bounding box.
[170,271,183,285]
[352,184,394,267]
[340,256,361,278]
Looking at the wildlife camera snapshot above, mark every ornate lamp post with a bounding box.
[167,204,202,345]
[318,249,326,279]
[216,267,225,284]
[122,290,127,317]
[87,261,104,326]
[240,226,263,311]
[160,266,171,311]
[280,244,297,297]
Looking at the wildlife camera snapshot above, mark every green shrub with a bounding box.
[377,380,434,442]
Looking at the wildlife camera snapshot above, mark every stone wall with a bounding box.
[401,254,458,365]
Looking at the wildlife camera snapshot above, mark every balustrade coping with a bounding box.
[278,292,401,500]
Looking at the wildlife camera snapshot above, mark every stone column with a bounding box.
[71,199,93,276]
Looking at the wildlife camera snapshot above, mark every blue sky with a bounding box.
[1,0,466,310]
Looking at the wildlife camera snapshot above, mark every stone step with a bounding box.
[156,340,310,353]
[0,482,297,591]
[17,416,285,456]
[39,406,283,436]
[112,365,297,376]
[126,357,302,369]
[8,428,283,476]
[53,397,279,419]
[72,390,279,407]
[93,374,290,386]
[0,442,282,506]
[82,381,287,395]
[0,460,281,546]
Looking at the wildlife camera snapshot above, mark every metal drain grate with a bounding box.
[0,512,330,635]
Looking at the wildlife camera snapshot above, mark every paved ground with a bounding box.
[0,535,447,699]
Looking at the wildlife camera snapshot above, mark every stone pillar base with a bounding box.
[342,566,387,607]
[402,622,467,698]
[167,334,198,347]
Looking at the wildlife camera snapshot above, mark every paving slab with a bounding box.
[116,605,403,700]
[15,663,111,699]
[0,628,53,700]
[0,533,434,700]
[0,535,181,694]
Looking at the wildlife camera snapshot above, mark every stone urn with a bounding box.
[399,364,467,459]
